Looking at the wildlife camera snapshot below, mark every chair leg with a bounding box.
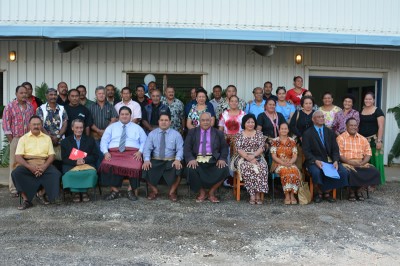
[309,178,314,200]
[271,176,275,203]
[333,189,337,200]
[235,173,241,201]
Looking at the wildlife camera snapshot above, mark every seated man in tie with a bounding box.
[302,110,349,203]
[184,112,230,203]
[142,111,184,202]
[61,119,99,203]
[337,117,381,201]
[99,106,147,201]
[11,115,61,210]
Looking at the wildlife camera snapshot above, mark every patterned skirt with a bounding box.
[276,165,301,193]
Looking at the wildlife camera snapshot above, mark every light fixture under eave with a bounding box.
[9,51,17,62]
[295,54,302,64]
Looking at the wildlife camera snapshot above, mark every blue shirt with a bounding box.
[276,102,296,121]
[74,135,81,150]
[143,128,184,161]
[245,100,266,119]
[100,121,147,154]
[314,125,324,144]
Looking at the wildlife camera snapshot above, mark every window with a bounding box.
[127,73,202,103]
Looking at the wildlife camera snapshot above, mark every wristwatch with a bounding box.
[56,134,61,139]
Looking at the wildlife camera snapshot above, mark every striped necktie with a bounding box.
[119,125,127,152]
[159,130,166,159]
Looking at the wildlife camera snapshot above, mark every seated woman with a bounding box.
[337,117,381,201]
[270,123,301,205]
[231,114,268,205]
[61,119,98,202]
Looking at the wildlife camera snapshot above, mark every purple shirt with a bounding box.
[198,128,212,154]
[332,109,360,135]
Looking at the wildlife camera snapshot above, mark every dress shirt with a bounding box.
[143,128,184,161]
[314,125,324,144]
[245,100,266,119]
[337,131,372,160]
[74,135,81,150]
[114,100,142,120]
[100,121,147,154]
[15,131,55,158]
[2,100,35,137]
[198,128,212,154]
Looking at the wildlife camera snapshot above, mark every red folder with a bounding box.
[69,148,87,160]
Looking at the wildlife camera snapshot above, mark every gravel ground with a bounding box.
[0,182,399,265]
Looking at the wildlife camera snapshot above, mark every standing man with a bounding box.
[142,112,184,202]
[142,89,170,133]
[64,89,93,137]
[2,85,35,197]
[184,88,198,118]
[209,85,223,115]
[262,81,278,102]
[133,84,150,109]
[37,88,69,162]
[161,86,185,133]
[105,84,119,106]
[77,85,95,108]
[22,81,42,112]
[302,110,348,203]
[114,87,142,124]
[89,86,118,167]
[184,112,230,203]
[286,76,307,107]
[146,81,157,98]
[56,81,69,106]
[99,106,147,201]
[11,115,61,210]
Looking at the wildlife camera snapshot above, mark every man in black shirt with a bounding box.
[64,89,93,137]
[142,89,170,133]
[56,81,70,106]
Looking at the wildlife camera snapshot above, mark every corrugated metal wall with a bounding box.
[1,0,399,35]
[1,39,400,163]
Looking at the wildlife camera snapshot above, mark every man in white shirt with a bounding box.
[114,87,141,124]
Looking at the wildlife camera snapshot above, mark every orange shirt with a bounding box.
[337,131,371,160]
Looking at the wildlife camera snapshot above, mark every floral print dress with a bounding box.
[232,131,269,196]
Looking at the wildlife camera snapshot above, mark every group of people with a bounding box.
[2,76,385,210]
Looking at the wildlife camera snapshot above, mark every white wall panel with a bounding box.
[1,0,400,36]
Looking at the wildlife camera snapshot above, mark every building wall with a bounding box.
[1,39,399,163]
[1,0,399,36]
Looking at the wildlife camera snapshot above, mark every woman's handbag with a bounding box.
[298,181,312,205]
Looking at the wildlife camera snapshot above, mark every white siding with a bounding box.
[1,0,400,36]
[0,40,400,163]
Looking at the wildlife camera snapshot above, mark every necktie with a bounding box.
[119,125,127,152]
[159,130,166,159]
[318,128,324,145]
[202,129,207,156]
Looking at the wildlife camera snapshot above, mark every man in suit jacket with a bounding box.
[302,110,348,203]
[61,119,98,202]
[184,112,230,203]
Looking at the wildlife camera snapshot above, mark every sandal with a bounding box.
[356,192,365,201]
[291,199,298,205]
[82,193,90,202]
[36,193,50,205]
[73,193,81,203]
[249,196,256,205]
[208,195,220,203]
[18,200,33,210]
[323,193,336,203]
[196,194,207,203]
[104,191,120,201]
[284,199,291,205]
[147,191,158,200]
[348,193,356,202]
[168,193,178,202]
[10,192,20,198]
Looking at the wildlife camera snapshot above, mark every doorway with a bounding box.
[308,77,382,111]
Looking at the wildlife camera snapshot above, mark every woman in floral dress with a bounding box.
[270,122,301,205]
[319,92,341,128]
[231,114,268,204]
[186,90,215,128]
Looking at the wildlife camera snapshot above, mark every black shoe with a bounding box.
[127,190,138,201]
[314,194,323,203]
[104,191,120,201]
[324,194,336,203]
[36,193,50,205]
[18,200,33,210]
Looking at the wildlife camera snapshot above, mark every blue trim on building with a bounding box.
[1,25,399,46]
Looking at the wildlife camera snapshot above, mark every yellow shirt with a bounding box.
[15,131,55,158]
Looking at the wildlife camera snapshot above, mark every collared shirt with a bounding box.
[198,128,212,154]
[100,121,147,154]
[161,97,185,131]
[332,109,360,136]
[209,98,223,114]
[114,100,142,120]
[74,135,81,149]
[83,99,95,108]
[15,131,55,158]
[314,125,324,140]
[245,100,266,119]
[337,131,372,160]
[143,128,184,161]
[36,103,68,135]
[2,100,35,137]
[275,101,296,121]
[89,101,118,130]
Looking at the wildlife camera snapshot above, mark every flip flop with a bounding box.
[196,194,207,203]
[208,195,220,203]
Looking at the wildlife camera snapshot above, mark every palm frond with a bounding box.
[388,133,400,166]
[388,104,400,128]
[0,137,10,167]
[35,82,48,103]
